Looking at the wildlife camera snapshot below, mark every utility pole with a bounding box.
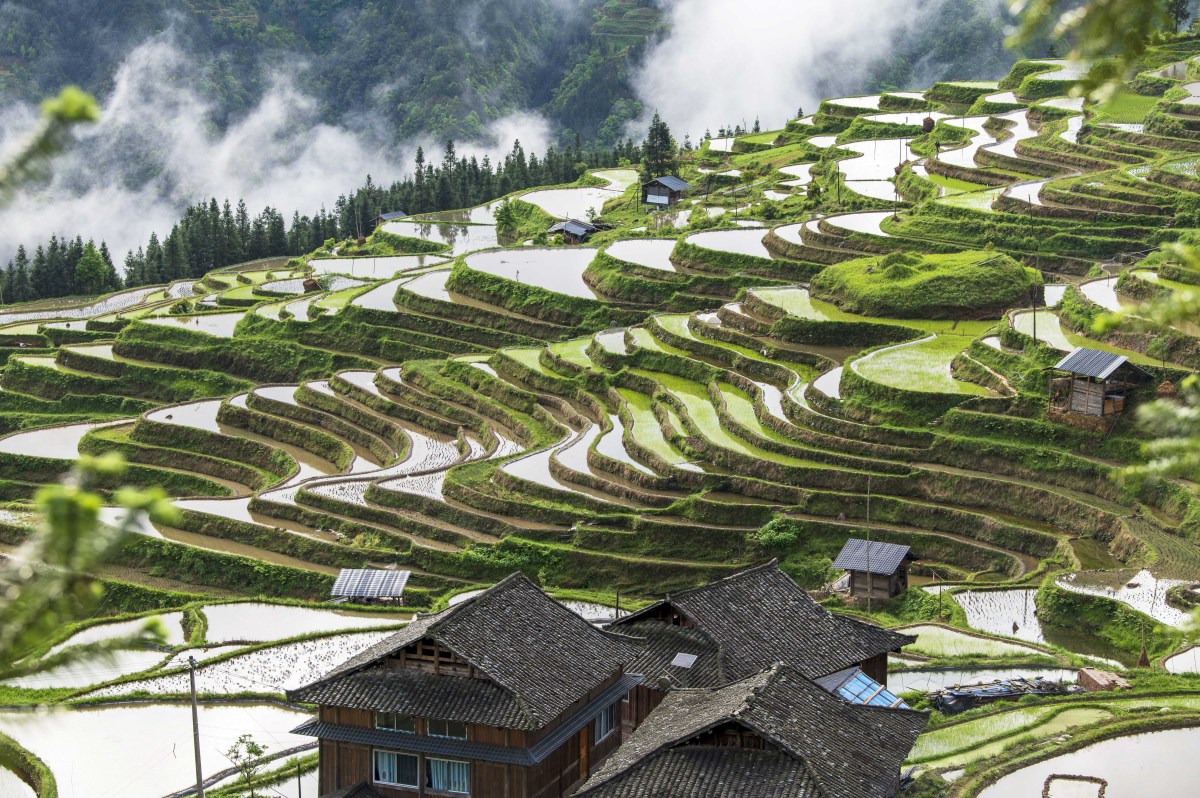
[189,656,206,798]
[297,759,303,798]
[866,475,873,616]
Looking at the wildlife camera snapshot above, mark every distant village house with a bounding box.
[548,219,597,245]
[640,176,691,210]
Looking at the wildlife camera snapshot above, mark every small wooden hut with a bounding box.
[548,218,597,244]
[1050,348,1147,418]
[372,210,407,229]
[641,176,691,210]
[330,568,410,605]
[833,539,911,600]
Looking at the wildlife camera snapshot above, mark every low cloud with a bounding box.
[631,0,1005,139]
[0,32,551,264]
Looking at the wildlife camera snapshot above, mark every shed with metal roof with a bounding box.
[330,568,411,604]
[1051,347,1147,418]
[833,539,912,600]
[641,176,692,209]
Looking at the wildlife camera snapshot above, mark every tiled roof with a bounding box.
[291,667,527,728]
[289,573,640,729]
[578,746,821,797]
[1054,347,1128,379]
[832,539,910,576]
[621,619,721,688]
[611,562,913,683]
[578,664,927,798]
[646,175,692,192]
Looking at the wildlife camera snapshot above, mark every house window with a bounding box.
[373,750,418,788]
[427,718,467,739]
[594,701,618,743]
[426,757,470,794]
[375,712,416,733]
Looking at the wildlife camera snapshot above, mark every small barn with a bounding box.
[1051,348,1147,418]
[548,218,597,244]
[330,568,410,605]
[833,539,911,600]
[372,210,406,229]
[641,176,691,210]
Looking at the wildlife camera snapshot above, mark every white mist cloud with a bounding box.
[631,0,992,139]
[0,32,552,265]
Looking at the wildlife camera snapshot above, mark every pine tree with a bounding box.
[74,242,109,295]
[641,112,678,182]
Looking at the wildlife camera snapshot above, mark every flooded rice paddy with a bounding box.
[464,247,601,299]
[604,239,678,271]
[0,419,129,460]
[143,311,246,338]
[901,624,1044,658]
[0,704,310,798]
[684,228,771,259]
[978,727,1200,798]
[1056,570,1190,628]
[520,186,621,220]
[380,220,502,256]
[201,602,405,643]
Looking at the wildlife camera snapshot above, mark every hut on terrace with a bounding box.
[330,568,411,605]
[548,218,598,244]
[641,176,691,210]
[372,210,407,228]
[1050,347,1148,418]
[833,539,912,600]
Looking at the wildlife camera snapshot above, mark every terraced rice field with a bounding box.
[2,49,1200,792]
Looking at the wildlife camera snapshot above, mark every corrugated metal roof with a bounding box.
[1054,347,1128,379]
[832,539,910,575]
[647,176,691,192]
[374,211,407,221]
[331,569,410,598]
[549,219,596,237]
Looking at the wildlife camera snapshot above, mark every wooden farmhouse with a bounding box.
[289,574,642,798]
[295,564,925,798]
[576,664,927,798]
[833,539,912,600]
[607,562,914,723]
[547,219,597,244]
[640,176,691,210]
[1050,347,1147,418]
[331,569,411,606]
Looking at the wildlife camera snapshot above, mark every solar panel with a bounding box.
[331,569,411,598]
[670,652,699,669]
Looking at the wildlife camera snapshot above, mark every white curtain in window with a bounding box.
[428,758,470,793]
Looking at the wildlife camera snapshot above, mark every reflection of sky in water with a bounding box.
[381,220,503,256]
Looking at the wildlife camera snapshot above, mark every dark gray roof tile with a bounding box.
[578,664,927,798]
[290,573,640,729]
[1054,347,1128,379]
[611,562,913,681]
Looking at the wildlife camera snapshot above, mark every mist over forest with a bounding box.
[0,0,1027,268]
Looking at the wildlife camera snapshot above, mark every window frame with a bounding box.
[371,749,419,789]
[427,718,468,739]
[425,756,471,795]
[375,712,417,733]
[593,701,618,744]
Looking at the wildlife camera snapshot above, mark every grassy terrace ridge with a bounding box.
[810,250,1043,320]
[6,41,1200,795]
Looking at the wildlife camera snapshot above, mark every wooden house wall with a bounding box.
[849,570,902,599]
